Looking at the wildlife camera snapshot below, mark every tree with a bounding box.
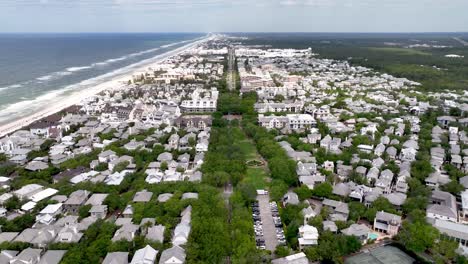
[79,204,92,220]
[398,221,439,252]
[348,201,367,222]
[113,161,129,173]
[441,181,465,195]
[294,185,312,201]
[202,171,230,187]
[160,161,168,171]
[311,182,333,198]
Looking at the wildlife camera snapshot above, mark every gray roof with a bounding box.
[146,225,165,243]
[157,193,173,203]
[159,246,186,264]
[375,211,402,225]
[11,248,42,264]
[342,224,370,237]
[0,232,19,243]
[38,250,67,264]
[133,190,153,202]
[64,190,89,205]
[182,192,198,200]
[432,219,468,241]
[85,193,109,206]
[102,252,129,264]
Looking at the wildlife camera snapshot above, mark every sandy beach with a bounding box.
[0,36,210,138]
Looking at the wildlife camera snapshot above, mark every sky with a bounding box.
[1,0,467,33]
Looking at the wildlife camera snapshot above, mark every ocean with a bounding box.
[0,33,204,126]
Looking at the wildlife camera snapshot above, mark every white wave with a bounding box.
[0,84,22,91]
[36,75,54,81]
[66,66,92,72]
[57,71,73,76]
[0,35,208,126]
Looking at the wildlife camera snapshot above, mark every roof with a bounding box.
[133,190,153,202]
[85,193,109,206]
[131,245,158,264]
[0,232,19,243]
[375,211,402,224]
[11,248,42,264]
[342,224,370,237]
[159,245,186,264]
[146,225,165,243]
[271,252,308,264]
[157,193,173,202]
[38,250,67,264]
[433,219,468,240]
[103,252,129,264]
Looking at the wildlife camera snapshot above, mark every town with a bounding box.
[0,35,467,264]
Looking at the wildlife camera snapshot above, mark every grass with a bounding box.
[368,47,432,56]
[244,167,268,189]
[238,139,259,160]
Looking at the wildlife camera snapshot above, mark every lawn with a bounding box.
[238,139,259,160]
[243,167,268,190]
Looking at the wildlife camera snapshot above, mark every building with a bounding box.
[159,245,186,264]
[271,252,309,264]
[427,190,458,223]
[63,190,90,215]
[373,211,402,236]
[131,245,158,264]
[298,225,319,249]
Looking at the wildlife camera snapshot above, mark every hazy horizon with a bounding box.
[2,0,468,33]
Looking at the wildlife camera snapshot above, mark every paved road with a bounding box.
[227,48,236,91]
[257,194,278,251]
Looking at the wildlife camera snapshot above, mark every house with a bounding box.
[322,199,349,221]
[89,205,108,219]
[341,224,371,244]
[103,252,129,264]
[35,203,62,225]
[437,116,456,129]
[122,205,134,218]
[131,245,158,264]
[427,190,458,222]
[55,226,83,243]
[283,191,300,206]
[460,190,468,223]
[323,221,338,233]
[112,224,139,242]
[373,211,402,236]
[25,161,49,172]
[430,218,468,248]
[13,184,43,200]
[271,252,309,264]
[298,225,319,249]
[157,193,173,203]
[98,150,117,163]
[10,248,42,264]
[0,250,18,263]
[133,190,153,203]
[29,226,57,248]
[63,190,90,215]
[159,245,186,264]
[301,206,317,224]
[85,193,108,206]
[38,250,67,264]
[146,225,165,243]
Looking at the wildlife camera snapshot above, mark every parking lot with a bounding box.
[253,193,285,251]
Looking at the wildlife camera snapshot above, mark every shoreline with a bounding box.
[0,35,210,138]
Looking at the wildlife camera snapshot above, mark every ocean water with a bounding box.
[0,33,204,125]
